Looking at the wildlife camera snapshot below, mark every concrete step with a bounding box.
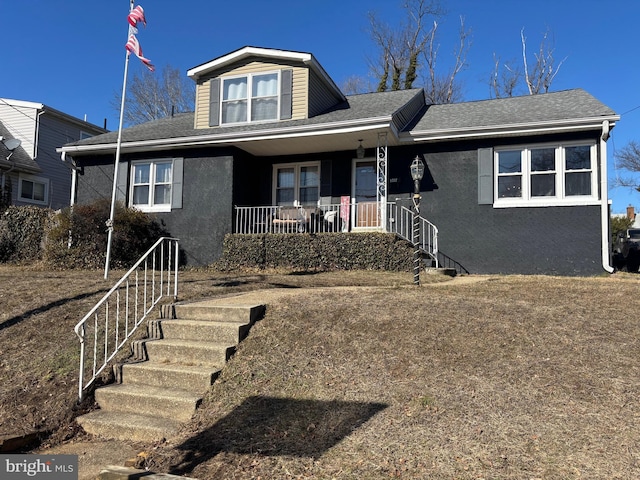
[174,303,265,324]
[158,319,251,344]
[77,410,182,443]
[144,338,234,367]
[94,384,201,422]
[122,362,220,393]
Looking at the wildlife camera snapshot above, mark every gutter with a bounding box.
[600,120,614,273]
[58,116,397,155]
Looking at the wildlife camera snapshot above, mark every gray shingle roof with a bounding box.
[411,89,617,132]
[63,88,617,152]
[0,121,40,173]
[65,89,424,148]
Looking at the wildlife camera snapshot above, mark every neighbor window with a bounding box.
[273,162,320,206]
[222,72,279,124]
[131,160,173,212]
[18,175,48,205]
[494,143,597,207]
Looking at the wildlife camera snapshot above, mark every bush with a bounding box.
[44,199,168,269]
[217,232,414,271]
[0,206,54,263]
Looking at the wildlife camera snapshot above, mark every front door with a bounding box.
[353,159,379,229]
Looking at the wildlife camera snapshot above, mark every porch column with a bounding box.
[376,132,388,231]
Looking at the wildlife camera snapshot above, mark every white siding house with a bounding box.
[0,98,107,210]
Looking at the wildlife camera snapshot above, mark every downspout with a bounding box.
[600,120,614,273]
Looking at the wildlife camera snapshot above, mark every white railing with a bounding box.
[234,203,438,265]
[74,237,179,402]
[388,204,439,267]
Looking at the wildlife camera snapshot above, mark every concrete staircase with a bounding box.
[76,300,266,443]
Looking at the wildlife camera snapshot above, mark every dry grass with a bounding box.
[2,266,640,478]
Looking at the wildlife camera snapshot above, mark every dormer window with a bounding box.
[208,69,292,127]
[221,72,279,124]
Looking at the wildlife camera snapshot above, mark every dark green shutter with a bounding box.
[209,78,220,127]
[280,69,293,120]
[115,161,128,203]
[478,148,494,205]
[171,157,183,209]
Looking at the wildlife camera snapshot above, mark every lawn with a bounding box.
[2,266,640,478]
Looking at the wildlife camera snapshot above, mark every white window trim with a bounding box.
[129,159,173,213]
[18,174,49,206]
[220,70,281,125]
[272,161,321,206]
[494,142,598,208]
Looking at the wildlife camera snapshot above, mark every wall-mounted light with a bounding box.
[356,139,365,159]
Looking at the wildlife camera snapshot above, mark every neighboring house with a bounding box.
[59,46,620,275]
[0,98,107,210]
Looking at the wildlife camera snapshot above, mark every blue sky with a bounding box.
[3,0,639,213]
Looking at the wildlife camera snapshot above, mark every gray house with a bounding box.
[59,46,620,275]
[0,98,107,210]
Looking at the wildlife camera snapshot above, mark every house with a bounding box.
[59,46,620,275]
[0,98,107,210]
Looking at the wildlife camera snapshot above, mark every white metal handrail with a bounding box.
[388,204,439,267]
[74,237,179,402]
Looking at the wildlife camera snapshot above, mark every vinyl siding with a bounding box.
[0,103,38,158]
[308,69,343,118]
[194,60,309,129]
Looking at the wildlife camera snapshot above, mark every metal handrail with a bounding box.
[74,237,179,402]
[388,204,439,267]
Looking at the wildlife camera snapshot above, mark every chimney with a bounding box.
[627,205,635,220]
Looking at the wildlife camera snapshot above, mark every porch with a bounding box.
[234,202,439,267]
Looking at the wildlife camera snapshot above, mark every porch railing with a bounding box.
[74,237,179,402]
[387,204,439,267]
[234,203,438,266]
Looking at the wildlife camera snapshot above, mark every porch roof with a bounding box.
[60,89,424,157]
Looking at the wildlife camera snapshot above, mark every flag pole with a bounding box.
[104,0,135,279]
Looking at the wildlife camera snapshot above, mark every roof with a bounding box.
[187,46,346,103]
[60,88,619,158]
[407,89,618,141]
[61,89,425,157]
[0,121,40,174]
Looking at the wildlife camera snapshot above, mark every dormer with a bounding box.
[187,46,346,129]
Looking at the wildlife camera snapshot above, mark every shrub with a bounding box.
[44,199,168,269]
[0,206,54,263]
[218,232,414,272]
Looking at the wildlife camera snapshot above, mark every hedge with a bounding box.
[217,232,414,271]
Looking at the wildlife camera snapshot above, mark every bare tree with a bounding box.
[112,65,195,126]
[491,27,566,98]
[614,141,640,191]
[367,0,469,103]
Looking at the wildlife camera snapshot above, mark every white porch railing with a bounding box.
[387,204,439,267]
[74,237,179,402]
[234,203,438,265]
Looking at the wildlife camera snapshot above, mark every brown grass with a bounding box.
[2,266,640,478]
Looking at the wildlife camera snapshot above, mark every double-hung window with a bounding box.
[222,72,279,124]
[18,174,48,205]
[131,160,173,212]
[494,143,597,207]
[273,162,320,206]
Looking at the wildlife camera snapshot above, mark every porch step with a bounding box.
[158,319,251,344]
[121,362,220,393]
[77,410,182,443]
[76,301,265,443]
[174,303,265,324]
[143,338,234,367]
[94,384,202,422]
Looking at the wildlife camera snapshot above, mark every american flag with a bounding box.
[125,34,154,71]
